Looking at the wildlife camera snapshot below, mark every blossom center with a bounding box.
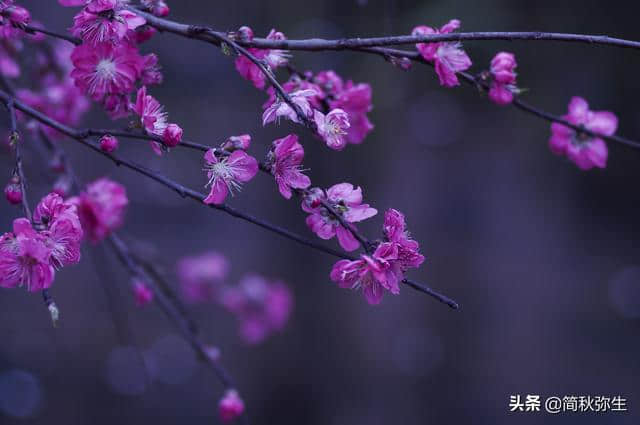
[96,59,117,80]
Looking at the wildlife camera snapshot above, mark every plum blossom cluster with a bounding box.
[261,69,374,149]
[59,0,182,152]
[177,251,293,345]
[0,193,82,291]
[330,209,425,304]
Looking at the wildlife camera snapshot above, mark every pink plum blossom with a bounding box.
[412,20,472,87]
[69,177,128,242]
[488,52,517,105]
[262,88,315,125]
[139,53,162,86]
[314,108,350,150]
[549,96,617,170]
[203,149,258,205]
[3,4,30,25]
[71,5,145,45]
[0,218,55,292]
[328,80,374,144]
[70,41,142,101]
[219,390,245,423]
[330,242,401,305]
[219,275,293,345]
[382,208,425,274]
[304,183,377,251]
[34,193,83,269]
[99,134,119,152]
[177,251,229,303]
[268,134,311,199]
[234,27,289,89]
[131,86,171,154]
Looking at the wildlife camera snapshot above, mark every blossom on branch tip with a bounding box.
[3,4,30,26]
[131,86,172,154]
[68,177,128,242]
[304,183,377,251]
[35,193,83,269]
[549,96,617,170]
[218,390,244,423]
[383,208,425,272]
[488,52,517,105]
[203,149,258,205]
[330,242,401,305]
[314,108,350,150]
[412,20,472,87]
[267,133,311,199]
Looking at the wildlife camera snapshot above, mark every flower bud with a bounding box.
[4,177,22,205]
[133,279,154,307]
[5,5,31,25]
[219,390,244,423]
[163,123,183,147]
[99,134,119,153]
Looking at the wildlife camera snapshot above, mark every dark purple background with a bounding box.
[1,0,639,424]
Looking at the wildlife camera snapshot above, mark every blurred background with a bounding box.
[1,0,640,424]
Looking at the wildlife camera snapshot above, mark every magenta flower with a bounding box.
[488,52,517,105]
[383,208,425,272]
[203,149,258,205]
[68,177,128,242]
[0,218,55,292]
[133,279,153,306]
[4,4,30,26]
[4,176,21,205]
[314,108,350,150]
[330,242,401,305]
[234,27,289,90]
[70,42,142,101]
[268,134,311,199]
[412,20,472,87]
[139,53,163,86]
[304,183,377,251]
[71,5,145,45]
[131,86,171,154]
[177,251,229,303]
[219,390,245,423]
[220,275,293,345]
[549,97,617,170]
[328,81,374,144]
[262,89,316,125]
[34,193,83,268]
[99,134,119,153]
